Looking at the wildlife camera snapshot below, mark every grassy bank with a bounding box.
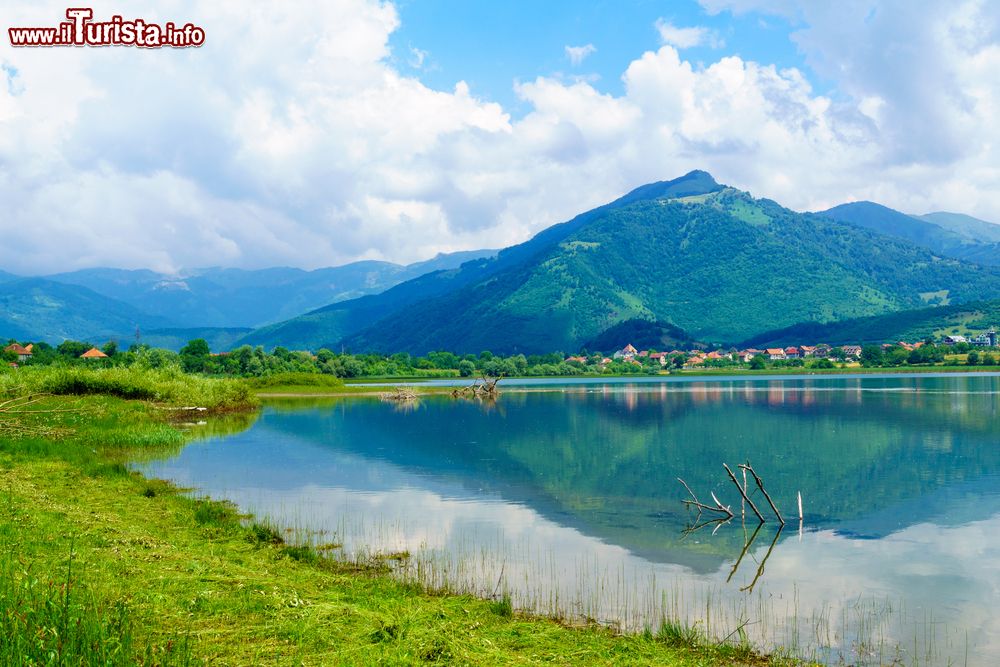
[0,366,801,665]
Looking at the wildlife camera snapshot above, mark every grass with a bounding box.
[0,364,257,412]
[0,369,805,665]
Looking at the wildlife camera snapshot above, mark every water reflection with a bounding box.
[141,376,1000,665]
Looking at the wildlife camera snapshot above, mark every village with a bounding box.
[571,328,1000,370]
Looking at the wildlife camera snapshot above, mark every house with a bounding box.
[565,356,588,364]
[766,348,786,360]
[842,345,862,358]
[706,350,724,360]
[648,352,668,366]
[943,335,968,345]
[4,343,32,363]
[814,344,832,358]
[613,344,638,360]
[969,329,998,347]
[784,346,800,359]
[80,347,109,360]
[637,350,649,358]
[799,345,816,357]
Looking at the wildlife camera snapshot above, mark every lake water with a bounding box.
[140,374,1000,665]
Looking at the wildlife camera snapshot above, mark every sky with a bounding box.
[2,0,999,275]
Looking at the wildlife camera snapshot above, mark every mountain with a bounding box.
[819,202,1000,266]
[916,212,1000,244]
[741,300,1000,348]
[0,278,172,344]
[44,249,497,329]
[249,171,1000,354]
[237,170,727,351]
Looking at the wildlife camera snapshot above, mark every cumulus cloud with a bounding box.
[564,43,597,66]
[654,18,722,49]
[1,0,1000,276]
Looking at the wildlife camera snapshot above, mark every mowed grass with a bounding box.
[0,369,804,665]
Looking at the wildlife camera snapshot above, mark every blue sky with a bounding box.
[2,1,999,274]
[389,0,809,114]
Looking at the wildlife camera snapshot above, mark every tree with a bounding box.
[967,351,980,366]
[57,340,90,358]
[179,338,210,373]
[102,341,118,357]
[179,338,210,357]
[860,345,884,367]
[458,360,476,377]
[749,355,766,370]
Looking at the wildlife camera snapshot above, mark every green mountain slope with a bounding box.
[0,278,172,344]
[335,184,1000,354]
[238,170,726,351]
[45,249,497,329]
[741,300,1000,347]
[820,202,1000,266]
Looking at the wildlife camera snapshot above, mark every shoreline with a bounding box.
[255,366,1000,397]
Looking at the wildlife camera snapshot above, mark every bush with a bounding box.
[0,365,257,411]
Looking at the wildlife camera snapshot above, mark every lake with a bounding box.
[139,374,1000,665]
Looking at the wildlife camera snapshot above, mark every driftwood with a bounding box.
[723,463,765,523]
[678,477,733,519]
[379,387,418,402]
[0,393,80,436]
[451,374,502,400]
[739,463,784,524]
[677,460,795,591]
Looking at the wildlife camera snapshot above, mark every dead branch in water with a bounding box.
[677,477,733,518]
[739,462,784,524]
[723,463,765,523]
[379,387,418,402]
[451,374,503,400]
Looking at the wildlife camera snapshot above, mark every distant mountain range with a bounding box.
[6,171,1000,354]
[818,202,1000,266]
[0,278,173,343]
[0,250,495,348]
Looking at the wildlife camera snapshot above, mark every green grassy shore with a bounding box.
[0,366,802,665]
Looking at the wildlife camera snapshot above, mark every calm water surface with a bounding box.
[140,375,1000,665]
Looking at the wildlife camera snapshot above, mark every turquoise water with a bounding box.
[141,375,1000,665]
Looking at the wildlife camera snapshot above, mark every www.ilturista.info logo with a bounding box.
[9,8,205,48]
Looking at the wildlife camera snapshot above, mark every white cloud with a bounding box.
[408,45,428,69]
[564,43,597,66]
[2,0,1000,276]
[654,18,723,49]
